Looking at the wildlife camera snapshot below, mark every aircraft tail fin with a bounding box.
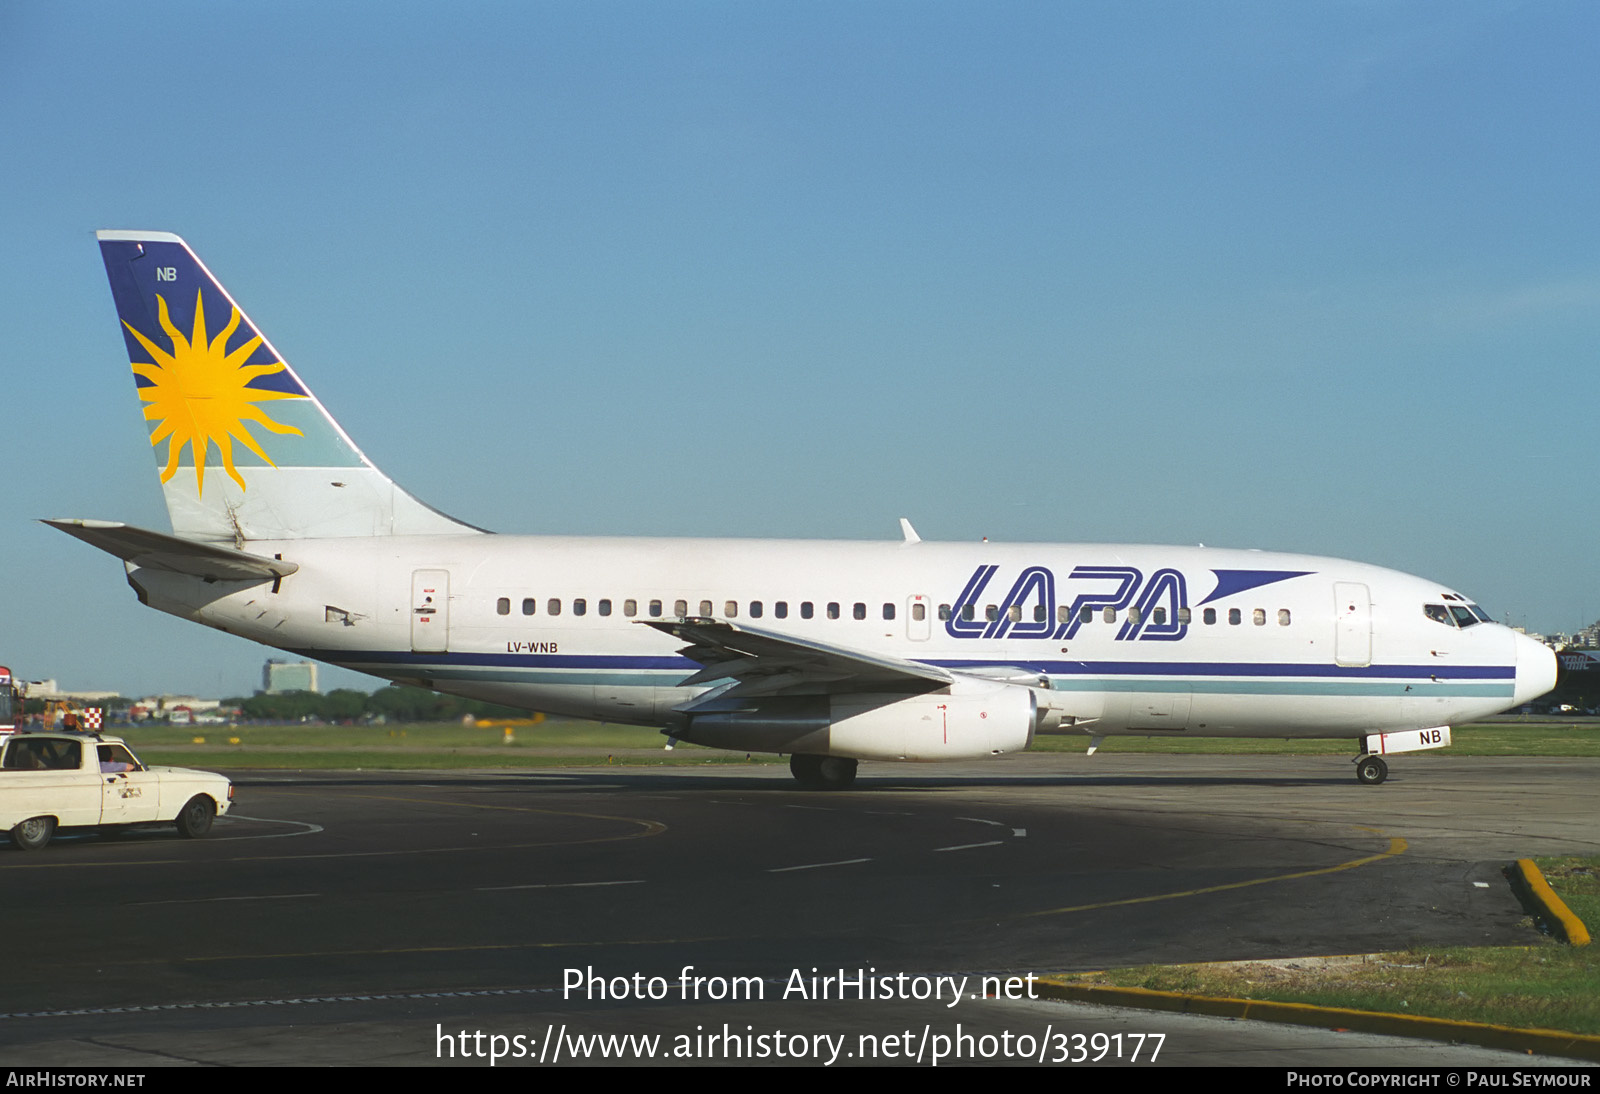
[96,231,483,542]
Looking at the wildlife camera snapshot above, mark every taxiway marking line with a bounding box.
[218,814,324,838]
[935,841,1003,852]
[127,893,321,907]
[273,787,668,838]
[477,880,645,891]
[159,936,732,965]
[767,857,872,873]
[1026,836,1408,917]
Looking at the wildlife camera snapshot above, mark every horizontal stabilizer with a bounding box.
[43,519,298,583]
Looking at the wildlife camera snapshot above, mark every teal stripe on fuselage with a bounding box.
[1045,677,1513,698]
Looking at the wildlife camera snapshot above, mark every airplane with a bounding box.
[49,230,1558,789]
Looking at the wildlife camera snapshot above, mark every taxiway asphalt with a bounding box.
[1,752,1594,1066]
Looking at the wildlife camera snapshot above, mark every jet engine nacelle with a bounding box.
[828,678,1035,760]
[950,665,1105,733]
[679,677,1035,761]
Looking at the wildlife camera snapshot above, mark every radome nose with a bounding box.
[1513,632,1558,706]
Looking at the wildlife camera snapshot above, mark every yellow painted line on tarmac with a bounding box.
[1032,979,1600,1063]
[1025,832,1407,918]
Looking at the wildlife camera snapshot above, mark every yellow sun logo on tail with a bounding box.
[124,290,304,496]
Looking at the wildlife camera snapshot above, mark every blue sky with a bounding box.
[3,1,1597,698]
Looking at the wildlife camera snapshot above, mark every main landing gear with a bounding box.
[1354,753,1388,786]
[790,754,858,790]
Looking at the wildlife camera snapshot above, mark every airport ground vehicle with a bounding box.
[0,731,232,850]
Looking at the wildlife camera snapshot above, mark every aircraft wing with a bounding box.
[640,617,952,699]
[43,519,298,583]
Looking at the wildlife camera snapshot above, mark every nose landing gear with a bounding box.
[1354,753,1388,785]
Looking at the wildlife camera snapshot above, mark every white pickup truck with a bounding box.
[0,731,233,850]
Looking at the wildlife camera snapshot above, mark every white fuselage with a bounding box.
[126,534,1554,749]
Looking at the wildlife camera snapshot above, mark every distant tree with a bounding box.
[215,685,531,724]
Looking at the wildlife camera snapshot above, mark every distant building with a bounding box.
[263,660,319,694]
[24,679,121,703]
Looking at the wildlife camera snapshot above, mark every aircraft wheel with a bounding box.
[1355,756,1388,786]
[10,816,55,852]
[175,796,215,838]
[790,753,824,787]
[790,754,857,789]
[816,756,858,789]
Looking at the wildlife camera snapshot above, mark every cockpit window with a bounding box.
[1424,604,1453,627]
[1449,605,1480,628]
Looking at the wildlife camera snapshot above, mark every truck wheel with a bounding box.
[10,816,55,851]
[175,796,215,839]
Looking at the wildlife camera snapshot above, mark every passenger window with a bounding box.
[725,600,739,618]
[1058,605,1069,623]
[774,601,788,619]
[1178,608,1191,625]
[649,599,663,618]
[522,598,537,616]
[1079,606,1093,623]
[853,603,866,620]
[1228,608,1241,625]
[1103,607,1116,623]
[938,604,951,621]
[624,599,638,617]
[674,599,688,617]
[912,603,926,621]
[1203,608,1216,625]
[1034,605,1047,623]
[1251,608,1263,626]
[827,602,841,620]
[1278,609,1290,626]
[1128,607,1142,625]
[961,604,975,622]
[1007,605,1021,622]
[801,602,814,619]
[573,599,587,617]
[699,600,713,617]
[547,598,562,616]
[496,598,510,616]
[750,601,763,618]
[882,603,895,620]
[598,599,612,617]
[986,605,999,622]
[1153,607,1166,626]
